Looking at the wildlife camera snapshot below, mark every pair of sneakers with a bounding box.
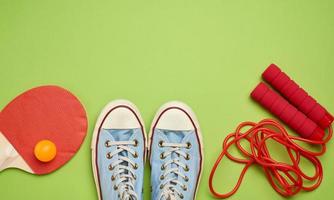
[91,100,204,200]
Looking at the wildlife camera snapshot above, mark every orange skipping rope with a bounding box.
[209,119,332,198]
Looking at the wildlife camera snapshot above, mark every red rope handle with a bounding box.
[209,119,332,198]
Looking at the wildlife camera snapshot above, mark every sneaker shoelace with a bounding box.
[106,140,139,200]
[158,141,191,200]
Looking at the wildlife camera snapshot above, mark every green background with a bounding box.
[1,0,333,199]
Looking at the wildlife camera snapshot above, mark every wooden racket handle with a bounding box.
[0,131,33,173]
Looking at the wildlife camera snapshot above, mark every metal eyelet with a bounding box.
[133,174,137,180]
[133,163,138,170]
[106,152,112,159]
[161,165,165,170]
[133,139,138,147]
[105,140,111,147]
[184,176,189,182]
[160,175,165,180]
[160,153,165,159]
[185,153,190,160]
[158,141,164,147]
[133,152,138,158]
[108,164,114,171]
[186,142,192,149]
[182,185,187,191]
[184,165,189,172]
[180,194,184,199]
[113,185,118,190]
[111,175,115,181]
[160,184,164,189]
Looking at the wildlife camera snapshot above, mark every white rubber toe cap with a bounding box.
[101,100,142,129]
[155,102,195,131]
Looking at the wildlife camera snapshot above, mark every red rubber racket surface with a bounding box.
[0,86,87,175]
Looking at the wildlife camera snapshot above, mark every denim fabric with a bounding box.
[96,128,145,200]
[150,129,201,200]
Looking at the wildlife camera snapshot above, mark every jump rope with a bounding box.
[209,64,333,198]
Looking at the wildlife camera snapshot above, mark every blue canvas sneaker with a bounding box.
[149,101,204,200]
[91,100,146,200]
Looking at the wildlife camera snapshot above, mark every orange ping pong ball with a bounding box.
[34,140,57,162]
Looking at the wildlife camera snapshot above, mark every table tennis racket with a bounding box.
[0,86,87,175]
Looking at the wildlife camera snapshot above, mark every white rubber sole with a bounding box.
[148,101,204,200]
[91,100,147,200]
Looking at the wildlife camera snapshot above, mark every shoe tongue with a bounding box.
[122,192,137,200]
[109,129,135,141]
[160,130,188,182]
[164,131,184,161]
[166,194,177,200]
[105,129,136,162]
[163,130,186,143]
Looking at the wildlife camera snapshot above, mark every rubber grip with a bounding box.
[262,64,333,129]
[251,82,324,140]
